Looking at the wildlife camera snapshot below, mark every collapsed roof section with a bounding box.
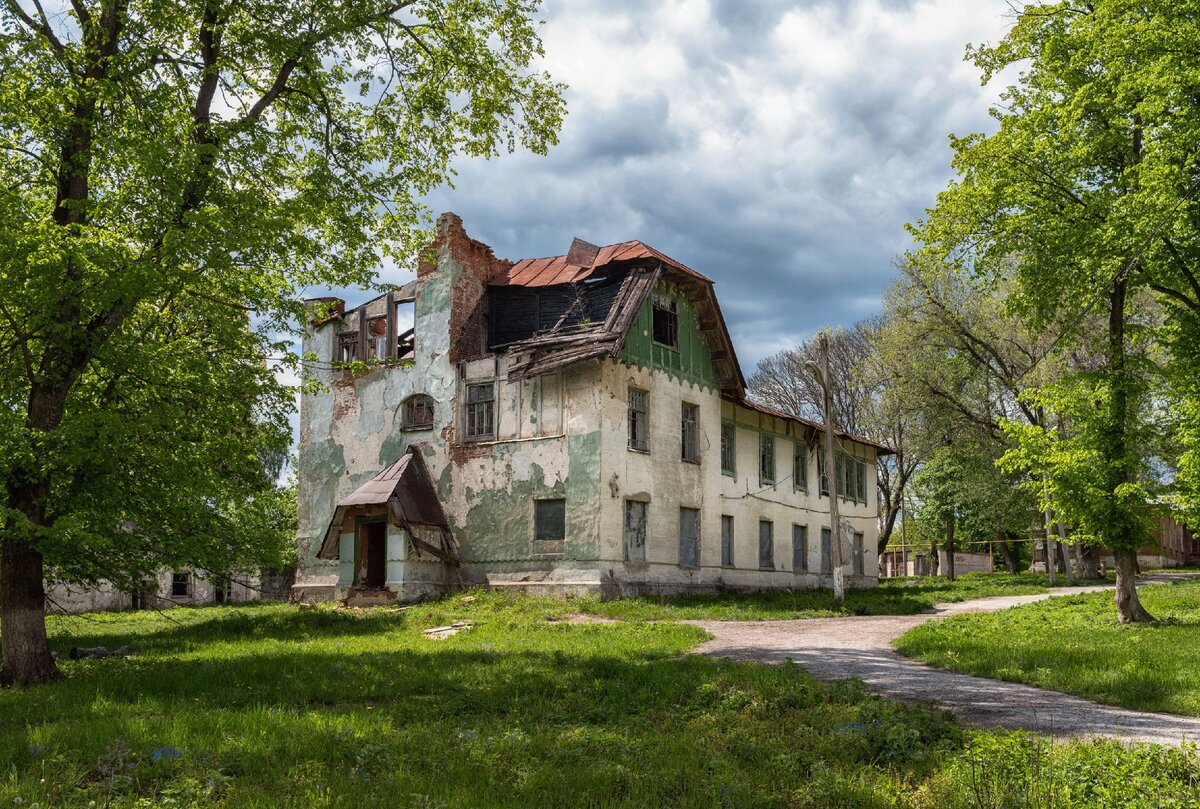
[488,238,745,395]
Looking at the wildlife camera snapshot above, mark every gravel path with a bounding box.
[690,575,1200,745]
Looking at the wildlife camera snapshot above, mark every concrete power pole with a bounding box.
[817,335,845,603]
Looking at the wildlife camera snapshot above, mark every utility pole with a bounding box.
[808,334,845,603]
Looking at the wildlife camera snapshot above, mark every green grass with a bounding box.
[895,577,1200,716]
[573,571,1105,621]
[1,589,1197,807]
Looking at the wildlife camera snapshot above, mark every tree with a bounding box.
[0,0,565,685]
[909,1,1200,622]
[748,322,921,555]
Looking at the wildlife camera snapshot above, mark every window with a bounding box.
[679,507,700,568]
[338,333,358,363]
[836,453,847,500]
[681,402,700,462]
[465,382,495,440]
[759,434,775,484]
[624,500,647,562]
[818,452,829,496]
[628,387,649,452]
[793,442,808,490]
[758,520,774,569]
[853,531,865,576]
[720,422,736,475]
[821,527,832,573]
[856,459,868,504]
[171,571,191,597]
[793,524,808,572]
[402,394,435,429]
[534,499,566,542]
[721,515,734,567]
[365,316,388,359]
[652,295,679,348]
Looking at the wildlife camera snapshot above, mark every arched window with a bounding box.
[402,394,435,429]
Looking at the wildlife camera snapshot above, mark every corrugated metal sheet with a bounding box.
[491,240,710,287]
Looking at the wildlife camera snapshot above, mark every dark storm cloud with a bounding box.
[411,0,1016,371]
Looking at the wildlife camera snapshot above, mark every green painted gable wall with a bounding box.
[619,281,719,389]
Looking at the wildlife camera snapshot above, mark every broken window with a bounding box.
[652,295,679,348]
[338,333,358,363]
[794,442,808,490]
[628,387,649,452]
[793,524,809,572]
[759,434,775,485]
[534,498,566,542]
[679,507,700,567]
[624,499,647,562]
[721,514,734,567]
[720,422,736,476]
[853,531,865,576]
[758,520,774,569]
[395,300,416,359]
[365,316,388,359]
[171,571,190,597]
[821,527,833,573]
[402,394,435,430]
[681,402,699,462]
[465,382,495,440]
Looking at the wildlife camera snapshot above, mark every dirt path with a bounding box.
[690,575,1200,745]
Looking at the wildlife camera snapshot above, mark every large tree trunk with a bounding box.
[0,535,59,686]
[1113,547,1153,624]
[996,531,1018,574]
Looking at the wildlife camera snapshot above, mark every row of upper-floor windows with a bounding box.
[627,385,871,504]
[624,500,866,575]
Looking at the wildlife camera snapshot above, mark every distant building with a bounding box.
[45,568,291,614]
[295,214,891,605]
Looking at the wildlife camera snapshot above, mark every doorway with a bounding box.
[357,521,387,589]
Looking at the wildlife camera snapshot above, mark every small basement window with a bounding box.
[534,498,566,542]
[465,382,495,440]
[402,394,435,429]
[652,295,679,348]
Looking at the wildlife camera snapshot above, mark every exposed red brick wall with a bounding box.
[420,213,513,364]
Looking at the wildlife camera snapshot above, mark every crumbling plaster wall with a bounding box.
[596,358,879,596]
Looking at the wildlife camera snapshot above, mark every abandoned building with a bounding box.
[294,214,891,603]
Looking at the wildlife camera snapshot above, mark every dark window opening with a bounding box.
[793,524,808,572]
[652,296,679,348]
[628,387,649,452]
[535,498,566,542]
[366,316,388,359]
[465,383,495,440]
[758,520,774,569]
[720,422,736,475]
[171,572,191,598]
[759,434,775,484]
[853,531,865,576]
[338,333,358,363]
[679,507,700,567]
[356,521,387,589]
[403,394,435,429]
[721,515,734,567]
[625,500,647,562]
[681,402,700,462]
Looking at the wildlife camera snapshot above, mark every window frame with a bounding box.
[853,531,865,576]
[628,386,649,453]
[681,401,700,463]
[402,394,435,430]
[759,433,776,485]
[171,571,191,598]
[678,506,700,568]
[821,527,833,574]
[624,499,648,562]
[651,295,679,349]
[464,381,496,441]
[533,498,566,543]
[720,422,736,476]
[793,524,808,573]
[758,519,775,569]
[793,441,808,491]
[720,514,734,567]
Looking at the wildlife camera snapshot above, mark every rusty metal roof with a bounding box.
[491,240,711,287]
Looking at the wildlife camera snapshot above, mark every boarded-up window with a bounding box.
[465,383,495,440]
[171,571,190,597]
[652,296,679,348]
[793,524,808,572]
[759,434,775,484]
[679,507,700,567]
[681,402,699,462]
[794,442,807,490]
[720,422,736,475]
[625,500,647,562]
[402,394,435,429]
[853,531,865,576]
[758,520,774,569]
[721,515,734,567]
[534,499,566,542]
[821,527,833,573]
[628,387,649,451]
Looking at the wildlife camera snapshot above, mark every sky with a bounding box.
[394,0,1017,372]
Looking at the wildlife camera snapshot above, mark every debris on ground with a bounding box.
[422,622,471,639]
[68,645,133,660]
